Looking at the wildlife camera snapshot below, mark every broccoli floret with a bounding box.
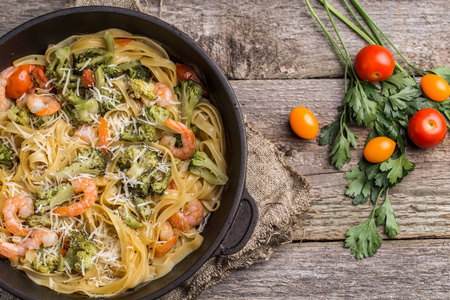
[132,197,152,221]
[128,79,156,102]
[46,46,71,81]
[0,143,15,170]
[120,123,156,143]
[174,80,203,128]
[188,150,228,185]
[64,231,97,273]
[149,170,172,196]
[94,67,122,113]
[34,183,75,215]
[31,244,63,273]
[26,214,52,228]
[73,32,115,72]
[101,65,123,78]
[141,105,174,132]
[54,147,106,181]
[119,208,145,228]
[128,174,154,198]
[117,147,159,179]
[7,106,32,127]
[118,60,149,81]
[63,90,100,124]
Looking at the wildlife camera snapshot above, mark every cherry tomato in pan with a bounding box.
[421,74,450,102]
[408,108,447,148]
[289,107,319,139]
[363,136,396,163]
[354,45,395,83]
[5,65,33,99]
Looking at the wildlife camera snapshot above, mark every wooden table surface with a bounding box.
[0,0,449,299]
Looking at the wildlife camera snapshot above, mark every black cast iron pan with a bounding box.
[0,6,258,300]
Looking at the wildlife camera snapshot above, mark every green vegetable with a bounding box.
[128,79,156,103]
[73,32,115,71]
[119,208,145,228]
[33,183,75,215]
[174,79,203,128]
[118,60,149,81]
[54,147,106,181]
[64,231,97,273]
[140,105,174,132]
[120,123,156,143]
[7,106,32,128]
[117,147,161,198]
[132,197,152,221]
[0,142,15,170]
[149,170,172,196]
[306,0,450,259]
[26,214,52,228]
[31,244,63,273]
[188,150,228,185]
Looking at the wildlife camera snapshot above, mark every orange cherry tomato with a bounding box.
[363,137,396,163]
[354,45,395,83]
[5,65,33,99]
[420,74,450,102]
[289,107,319,139]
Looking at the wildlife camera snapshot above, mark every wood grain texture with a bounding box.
[144,0,450,79]
[0,1,448,80]
[200,239,450,299]
[232,79,450,241]
[0,1,448,299]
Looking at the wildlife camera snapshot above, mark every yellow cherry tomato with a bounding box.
[421,74,450,102]
[289,106,319,139]
[363,137,396,164]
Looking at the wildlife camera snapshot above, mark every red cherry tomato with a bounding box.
[289,107,319,139]
[354,45,395,83]
[5,65,33,99]
[363,137,396,163]
[408,108,447,148]
[421,74,450,102]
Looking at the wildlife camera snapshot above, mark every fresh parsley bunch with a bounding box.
[306,0,450,259]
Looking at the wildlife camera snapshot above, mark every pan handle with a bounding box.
[213,187,258,256]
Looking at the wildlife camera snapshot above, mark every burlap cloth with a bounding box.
[67,1,313,298]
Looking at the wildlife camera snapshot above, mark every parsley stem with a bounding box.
[342,0,375,43]
[316,0,376,45]
[348,0,385,47]
[305,0,347,66]
[371,187,385,219]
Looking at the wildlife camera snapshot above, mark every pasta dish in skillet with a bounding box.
[0,29,228,296]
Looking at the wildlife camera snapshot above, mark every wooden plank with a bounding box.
[200,239,450,299]
[0,1,448,80]
[230,79,450,241]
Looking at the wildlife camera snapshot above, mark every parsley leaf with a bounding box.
[430,66,450,83]
[379,153,415,185]
[345,82,378,127]
[375,192,399,238]
[345,216,382,260]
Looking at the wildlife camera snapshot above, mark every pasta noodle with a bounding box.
[0,29,227,297]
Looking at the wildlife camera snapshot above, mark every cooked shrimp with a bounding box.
[162,119,195,160]
[73,125,97,145]
[154,236,178,258]
[159,221,174,241]
[21,229,58,250]
[168,199,204,232]
[53,178,97,217]
[0,67,16,111]
[2,195,34,236]
[0,229,58,259]
[26,93,61,116]
[154,82,172,108]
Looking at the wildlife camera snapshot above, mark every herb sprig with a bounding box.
[306,0,450,259]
